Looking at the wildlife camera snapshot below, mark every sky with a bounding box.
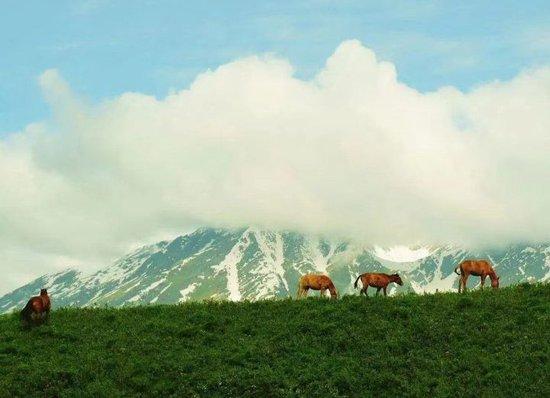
[0,1,549,294]
[2,0,549,134]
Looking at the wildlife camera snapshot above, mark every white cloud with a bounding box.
[1,40,549,294]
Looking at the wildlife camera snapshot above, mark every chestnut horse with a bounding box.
[354,273,403,296]
[454,259,499,293]
[20,289,51,326]
[297,274,338,299]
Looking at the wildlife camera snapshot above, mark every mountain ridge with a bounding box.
[1,227,549,313]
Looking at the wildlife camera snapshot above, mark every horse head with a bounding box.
[40,288,48,296]
[391,274,403,286]
[491,276,500,289]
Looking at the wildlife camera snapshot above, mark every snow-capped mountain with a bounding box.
[1,228,549,313]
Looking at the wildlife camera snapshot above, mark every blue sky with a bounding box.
[1,0,549,135]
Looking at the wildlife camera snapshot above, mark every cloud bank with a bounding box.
[1,40,549,292]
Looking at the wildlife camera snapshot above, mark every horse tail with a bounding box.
[354,274,362,289]
[20,300,33,322]
[454,265,461,275]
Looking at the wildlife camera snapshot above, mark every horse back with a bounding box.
[460,259,494,274]
[31,297,45,313]
[301,274,333,289]
[26,295,50,313]
[361,273,391,287]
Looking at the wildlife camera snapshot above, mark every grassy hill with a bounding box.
[0,284,548,397]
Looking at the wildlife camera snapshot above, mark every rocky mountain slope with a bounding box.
[1,228,549,312]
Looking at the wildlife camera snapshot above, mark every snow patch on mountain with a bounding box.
[212,229,251,301]
[309,240,335,274]
[129,279,167,303]
[180,283,199,302]
[252,230,289,298]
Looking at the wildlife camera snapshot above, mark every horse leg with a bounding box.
[383,286,387,296]
[320,288,327,298]
[361,286,368,297]
[30,311,40,326]
[376,287,381,296]
[462,275,469,292]
[480,275,486,290]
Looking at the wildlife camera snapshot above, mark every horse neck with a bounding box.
[388,276,400,285]
[328,284,337,298]
[39,294,49,307]
[488,271,498,281]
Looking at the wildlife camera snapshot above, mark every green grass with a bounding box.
[0,284,549,397]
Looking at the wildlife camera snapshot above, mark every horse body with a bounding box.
[297,274,338,299]
[454,260,499,292]
[20,289,51,326]
[354,273,403,296]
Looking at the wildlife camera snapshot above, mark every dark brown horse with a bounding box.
[297,274,338,299]
[354,272,403,296]
[20,289,51,326]
[454,259,499,292]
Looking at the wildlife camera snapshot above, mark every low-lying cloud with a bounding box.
[1,40,549,293]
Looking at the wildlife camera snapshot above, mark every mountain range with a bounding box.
[1,227,549,313]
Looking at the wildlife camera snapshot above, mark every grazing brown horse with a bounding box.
[20,289,51,326]
[297,274,338,299]
[454,259,499,292]
[354,273,403,296]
